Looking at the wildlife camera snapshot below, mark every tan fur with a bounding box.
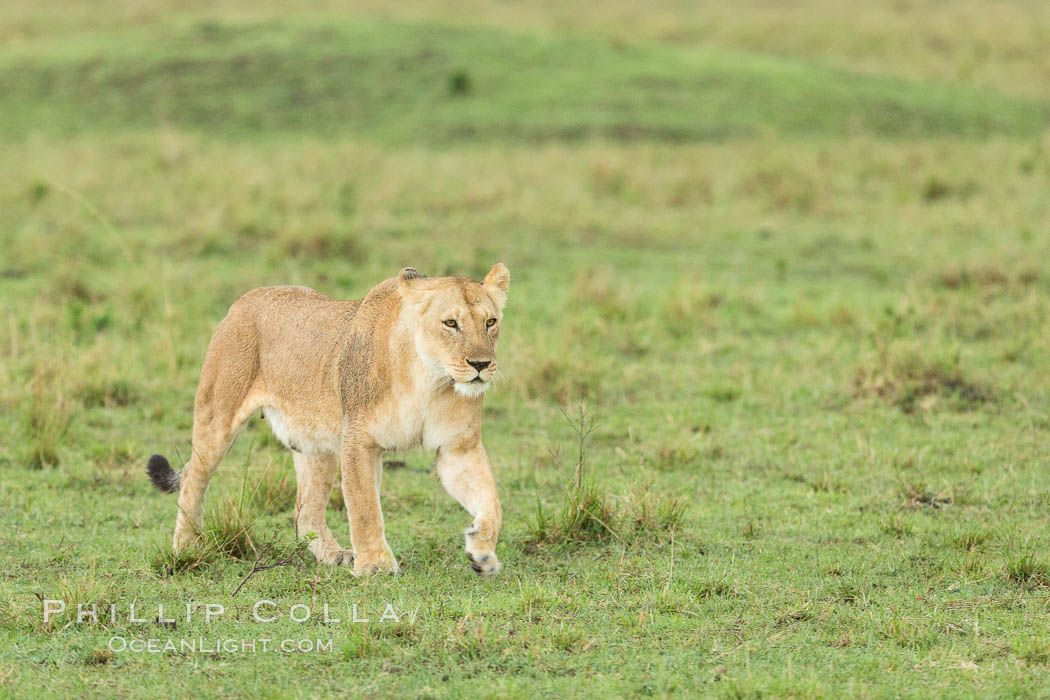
[166,264,510,576]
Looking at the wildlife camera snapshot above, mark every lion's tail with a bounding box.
[147,454,182,494]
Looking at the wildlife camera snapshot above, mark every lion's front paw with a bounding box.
[351,547,400,576]
[464,526,501,577]
[466,550,501,577]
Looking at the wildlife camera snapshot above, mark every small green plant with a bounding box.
[742,518,761,540]
[448,70,472,96]
[706,385,741,403]
[1007,550,1050,588]
[627,484,686,539]
[37,572,119,631]
[952,528,990,552]
[528,404,619,544]
[557,478,619,543]
[527,405,685,546]
[878,606,939,651]
[690,578,734,600]
[1015,635,1050,665]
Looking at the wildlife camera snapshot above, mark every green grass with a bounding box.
[1,17,1047,142]
[2,1,1050,697]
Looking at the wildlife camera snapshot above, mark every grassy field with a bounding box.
[2,1,1050,696]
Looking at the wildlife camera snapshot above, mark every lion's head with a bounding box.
[399,263,509,398]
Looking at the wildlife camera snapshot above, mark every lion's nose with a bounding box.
[467,359,491,372]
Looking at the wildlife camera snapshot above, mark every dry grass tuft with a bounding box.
[150,543,220,577]
[920,175,977,203]
[853,346,993,413]
[19,362,73,468]
[205,495,260,560]
[36,574,119,631]
[77,378,137,408]
[83,648,116,666]
[518,355,600,404]
[661,282,722,337]
[895,478,954,509]
[933,263,1037,291]
[571,267,638,321]
[278,227,365,261]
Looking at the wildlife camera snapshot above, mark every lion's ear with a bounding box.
[398,267,427,300]
[483,263,510,310]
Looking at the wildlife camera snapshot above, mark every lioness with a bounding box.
[146,264,509,576]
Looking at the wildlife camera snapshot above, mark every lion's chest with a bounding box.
[370,393,464,452]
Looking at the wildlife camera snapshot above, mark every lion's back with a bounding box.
[210,285,360,385]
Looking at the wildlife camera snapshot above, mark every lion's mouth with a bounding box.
[453,375,491,398]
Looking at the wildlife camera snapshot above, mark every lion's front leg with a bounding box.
[340,432,399,575]
[435,444,503,576]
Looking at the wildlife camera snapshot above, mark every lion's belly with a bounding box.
[264,406,340,455]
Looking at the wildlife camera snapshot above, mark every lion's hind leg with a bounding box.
[171,334,263,553]
[294,452,351,565]
[172,394,263,551]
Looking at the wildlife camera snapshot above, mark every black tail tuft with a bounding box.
[147,454,181,494]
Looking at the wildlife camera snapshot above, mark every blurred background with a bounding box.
[2,0,1049,494]
[2,0,1049,486]
[3,2,1050,694]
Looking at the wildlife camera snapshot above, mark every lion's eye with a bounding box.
[443,319,459,329]
[486,318,497,328]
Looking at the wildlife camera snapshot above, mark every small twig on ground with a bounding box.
[230,532,309,596]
